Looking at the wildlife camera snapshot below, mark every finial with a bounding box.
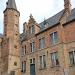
[30,13,33,19]
[43,18,47,25]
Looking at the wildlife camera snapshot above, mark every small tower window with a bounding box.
[10,71,15,75]
[15,24,18,27]
[14,62,17,66]
[15,14,18,17]
[14,45,17,49]
[29,25,35,34]
[5,33,7,36]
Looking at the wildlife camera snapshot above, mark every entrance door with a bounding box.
[30,64,35,75]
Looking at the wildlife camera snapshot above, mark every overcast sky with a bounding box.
[0,0,75,33]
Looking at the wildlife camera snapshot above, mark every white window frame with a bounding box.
[22,61,26,73]
[30,42,35,52]
[51,52,59,67]
[39,37,45,49]
[22,46,26,55]
[69,50,75,65]
[29,25,35,34]
[50,32,58,45]
[30,58,35,64]
[40,55,46,69]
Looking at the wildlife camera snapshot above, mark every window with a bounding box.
[69,51,75,65]
[43,19,49,28]
[40,56,42,68]
[50,32,58,45]
[30,59,32,64]
[22,47,24,55]
[14,45,17,49]
[14,62,17,66]
[15,24,18,27]
[30,58,35,64]
[29,25,35,34]
[15,14,18,17]
[25,45,26,54]
[22,61,26,73]
[39,55,46,69]
[43,55,46,68]
[22,46,26,55]
[39,37,45,49]
[30,42,35,52]
[33,58,35,64]
[4,33,7,36]
[51,52,59,67]
[10,71,15,75]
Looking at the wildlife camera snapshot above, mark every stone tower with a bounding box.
[1,0,21,75]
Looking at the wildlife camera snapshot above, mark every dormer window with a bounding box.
[29,25,35,34]
[43,19,48,28]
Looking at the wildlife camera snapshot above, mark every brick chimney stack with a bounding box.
[64,0,72,15]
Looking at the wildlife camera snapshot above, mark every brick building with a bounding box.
[20,0,75,75]
[0,0,75,75]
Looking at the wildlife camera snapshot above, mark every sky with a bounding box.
[0,0,75,33]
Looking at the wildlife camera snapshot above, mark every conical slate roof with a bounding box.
[6,0,17,10]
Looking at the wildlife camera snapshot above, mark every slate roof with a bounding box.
[6,0,17,10]
[40,10,64,30]
[39,8,75,31]
[66,8,75,23]
[20,8,75,40]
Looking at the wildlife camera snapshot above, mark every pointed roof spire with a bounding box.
[6,0,17,10]
[30,13,34,19]
[43,18,47,25]
[28,14,36,24]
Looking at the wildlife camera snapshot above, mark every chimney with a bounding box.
[64,0,72,15]
[23,22,28,33]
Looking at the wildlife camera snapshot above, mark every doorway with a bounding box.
[30,64,35,75]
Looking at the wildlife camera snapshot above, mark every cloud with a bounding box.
[0,0,75,33]
[0,0,7,33]
[71,0,75,8]
[16,0,55,33]
[16,0,63,33]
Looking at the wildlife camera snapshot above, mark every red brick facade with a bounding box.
[20,0,75,75]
